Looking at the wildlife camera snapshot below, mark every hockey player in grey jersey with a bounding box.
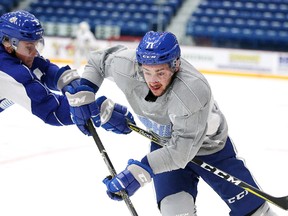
[66,31,276,215]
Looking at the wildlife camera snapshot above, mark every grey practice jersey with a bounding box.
[83,45,228,174]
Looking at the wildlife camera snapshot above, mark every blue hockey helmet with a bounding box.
[136,31,181,66]
[0,10,44,43]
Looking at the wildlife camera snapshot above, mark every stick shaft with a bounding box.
[87,120,139,216]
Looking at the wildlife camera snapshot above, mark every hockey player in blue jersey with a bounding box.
[66,31,277,215]
[0,10,81,126]
[0,10,135,134]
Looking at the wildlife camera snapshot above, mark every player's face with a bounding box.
[15,39,44,68]
[142,63,174,96]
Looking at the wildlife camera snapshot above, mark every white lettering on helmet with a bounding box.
[146,42,154,49]
[142,55,156,59]
[9,17,17,24]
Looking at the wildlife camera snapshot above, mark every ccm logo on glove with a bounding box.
[66,90,95,106]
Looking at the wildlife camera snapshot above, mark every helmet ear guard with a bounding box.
[169,57,181,73]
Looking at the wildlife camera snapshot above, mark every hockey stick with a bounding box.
[86,119,139,216]
[127,121,288,211]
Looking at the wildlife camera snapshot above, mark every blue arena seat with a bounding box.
[186,0,288,51]
[24,0,184,38]
[1,0,23,14]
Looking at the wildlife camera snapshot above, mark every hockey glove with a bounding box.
[103,159,154,201]
[31,55,51,72]
[96,96,136,134]
[55,65,80,94]
[65,85,100,135]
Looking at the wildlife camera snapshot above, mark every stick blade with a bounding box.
[271,195,288,210]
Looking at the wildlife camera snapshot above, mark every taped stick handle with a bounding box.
[87,119,139,216]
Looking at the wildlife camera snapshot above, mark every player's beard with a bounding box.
[148,73,176,97]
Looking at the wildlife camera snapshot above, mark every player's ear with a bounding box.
[2,38,13,53]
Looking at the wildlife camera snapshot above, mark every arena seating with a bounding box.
[25,0,184,39]
[186,0,288,52]
[0,0,22,15]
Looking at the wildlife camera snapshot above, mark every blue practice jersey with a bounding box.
[0,45,73,126]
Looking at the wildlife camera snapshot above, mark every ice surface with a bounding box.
[1,74,288,215]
